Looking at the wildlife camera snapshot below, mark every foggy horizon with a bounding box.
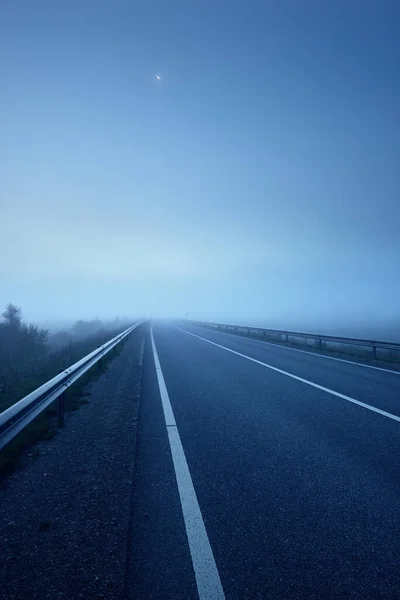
[1,1,399,340]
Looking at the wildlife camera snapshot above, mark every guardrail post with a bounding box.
[57,391,65,426]
[285,333,288,342]
[372,345,377,358]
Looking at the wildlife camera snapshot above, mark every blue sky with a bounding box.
[1,1,399,336]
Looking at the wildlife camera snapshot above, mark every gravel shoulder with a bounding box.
[0,326,145,600]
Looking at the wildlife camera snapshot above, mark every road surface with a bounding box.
[128,321,400,600]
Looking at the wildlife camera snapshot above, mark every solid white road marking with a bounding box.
[151,326,225,600]
[173,326,400,424]
[193,326,400,375]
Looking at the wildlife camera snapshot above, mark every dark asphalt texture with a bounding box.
[130,322,400,600]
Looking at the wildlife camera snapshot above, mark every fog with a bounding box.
[1,2,399,341]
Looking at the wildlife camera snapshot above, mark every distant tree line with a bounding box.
[49,316,129,349]
[0,303,130,413]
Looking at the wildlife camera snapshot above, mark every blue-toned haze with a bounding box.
[1,1,399,339]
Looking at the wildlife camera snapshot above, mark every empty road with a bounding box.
[129,322,400,600]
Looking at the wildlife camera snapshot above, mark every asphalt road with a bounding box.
[129,322,400,600]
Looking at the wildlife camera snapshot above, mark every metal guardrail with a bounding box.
[0,322,144,451]
[189,320,400,361]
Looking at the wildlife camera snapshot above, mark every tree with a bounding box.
[1,303,22,329]
[0,304,48,363]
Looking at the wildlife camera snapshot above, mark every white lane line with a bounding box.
[151,326,225,600]
[173,326,400,424]
[192,327,400,375]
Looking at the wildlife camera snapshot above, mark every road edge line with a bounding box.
[151,324,225,600]
[191,326,400,375]
[174,326,400,424]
